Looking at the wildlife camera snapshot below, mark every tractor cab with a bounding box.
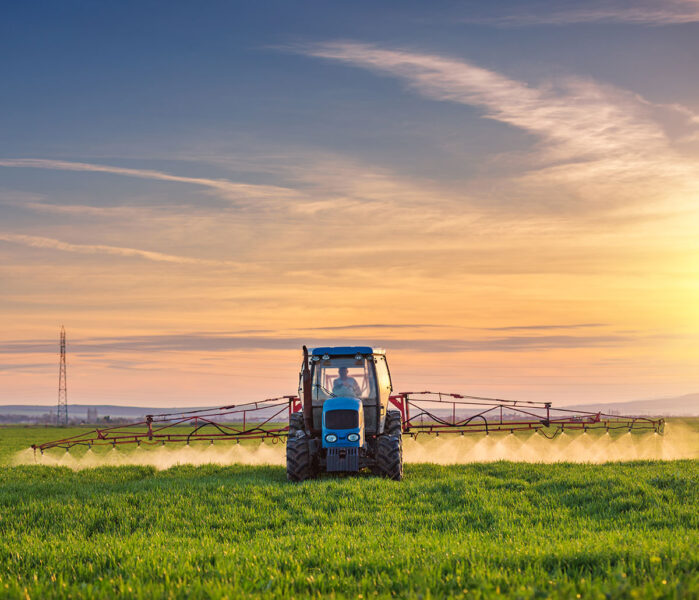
[304,346,393,435]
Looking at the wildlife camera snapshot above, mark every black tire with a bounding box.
[288,412,305,436]
[376,434,403,481]
[385,410,402,435]
[286,436,313,481]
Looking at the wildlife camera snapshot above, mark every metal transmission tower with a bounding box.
[57,326,68,426]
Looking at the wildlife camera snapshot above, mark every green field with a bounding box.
[0,426,697,599]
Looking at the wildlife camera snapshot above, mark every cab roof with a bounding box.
[311,346,385,357]
[323,396,362,410]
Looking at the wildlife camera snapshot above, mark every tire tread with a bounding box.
[286,436,313,481]
[376,434,403,481]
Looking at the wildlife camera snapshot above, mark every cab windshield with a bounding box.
[312,356,377,402]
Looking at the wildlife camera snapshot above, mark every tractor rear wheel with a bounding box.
[385,410,402,435]
[288,412,305,437]
[286,436,314,481]
[376,434,403,481]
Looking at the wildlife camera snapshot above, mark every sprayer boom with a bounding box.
[32,391,663,454]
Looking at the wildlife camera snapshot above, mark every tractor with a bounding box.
[286,346,403,481]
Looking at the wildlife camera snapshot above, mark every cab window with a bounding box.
[375,355,392,395]
[312,357,377,402]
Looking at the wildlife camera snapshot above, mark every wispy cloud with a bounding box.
[0,158,299,203]
[486,323,606,332]
[297,41,699,207]
[470,0,699,26]
[0,233,250,268]
[0,362,52,372]
[4,198,172,219]
[0,331,638,355]
[303,323,443,331]
[299,42,659,162]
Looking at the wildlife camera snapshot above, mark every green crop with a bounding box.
[0,426,697,599]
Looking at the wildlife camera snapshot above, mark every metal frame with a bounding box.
[32,391,664,454]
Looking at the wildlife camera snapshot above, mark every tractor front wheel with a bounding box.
[286,436,314,481]
[376,434,403,481]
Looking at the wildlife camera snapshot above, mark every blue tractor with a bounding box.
[286,346,403,481]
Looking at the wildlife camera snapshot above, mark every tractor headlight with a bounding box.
[347,433,360,442]
[325,433,338,443]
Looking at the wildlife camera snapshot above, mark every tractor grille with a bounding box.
[326,447,359,472]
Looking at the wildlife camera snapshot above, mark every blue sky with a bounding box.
[1,1,698,406]
[3,1,697,165]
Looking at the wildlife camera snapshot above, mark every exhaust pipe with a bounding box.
[302,345,313,433]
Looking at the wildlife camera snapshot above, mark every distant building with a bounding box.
[87,407,98,422]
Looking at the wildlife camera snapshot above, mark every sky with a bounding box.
[1,0,698,407]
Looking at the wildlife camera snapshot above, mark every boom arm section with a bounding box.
[389,392,664,437]
[32,396,301,453]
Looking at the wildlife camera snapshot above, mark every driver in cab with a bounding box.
[332,367,361,397]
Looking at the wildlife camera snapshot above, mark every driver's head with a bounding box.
[338,367,348,378]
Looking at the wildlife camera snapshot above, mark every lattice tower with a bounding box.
[57,325,68,426]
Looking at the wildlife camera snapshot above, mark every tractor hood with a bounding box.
[322,397,364,448]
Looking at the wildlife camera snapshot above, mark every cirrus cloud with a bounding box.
[467,0,699,26]
[0,233,253,269]
[0,158,300,204]
[296,41,699,208]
